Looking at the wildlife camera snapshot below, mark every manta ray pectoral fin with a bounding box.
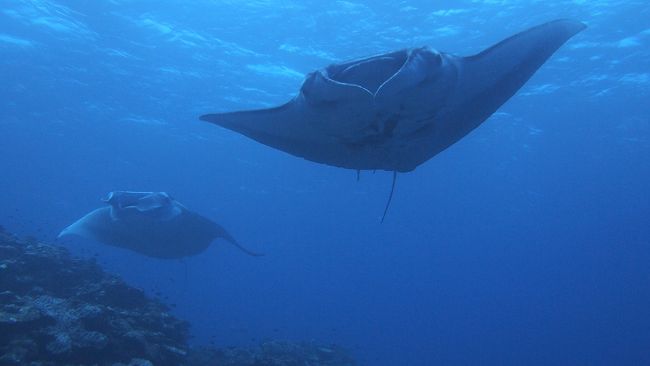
[200,102,324,161]
[454,19,586,126]
[200,102,357,169]
[57,208,112,242]
[200,102,300,149]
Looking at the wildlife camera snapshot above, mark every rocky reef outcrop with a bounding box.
[188,341,356,365]
[0,230,189,365]
[0,229,356,366]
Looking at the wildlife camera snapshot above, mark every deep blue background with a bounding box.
[1,1,649,365]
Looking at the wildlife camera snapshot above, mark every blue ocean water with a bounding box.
[1,0,649,364]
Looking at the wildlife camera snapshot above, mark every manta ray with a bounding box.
[58,191,263,259]
[201,19,586,219]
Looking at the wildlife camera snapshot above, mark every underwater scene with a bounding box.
[1,0,649,365]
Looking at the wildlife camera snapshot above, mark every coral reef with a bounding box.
[0,230,356,366]
[188,341,356,366]
[0,231,189,365]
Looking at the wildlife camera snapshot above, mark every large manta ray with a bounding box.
[59,191,262,259]
[201,19,585,219]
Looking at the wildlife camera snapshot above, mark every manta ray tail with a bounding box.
[226,236,265,256]
[381,171,397,223]
[220,231,264,256]
[209,221,264,256]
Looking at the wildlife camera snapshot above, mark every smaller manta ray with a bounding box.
[58,191,263,259]
[200,19,586,221]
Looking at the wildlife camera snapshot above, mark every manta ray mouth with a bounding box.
[326,50,409,95]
